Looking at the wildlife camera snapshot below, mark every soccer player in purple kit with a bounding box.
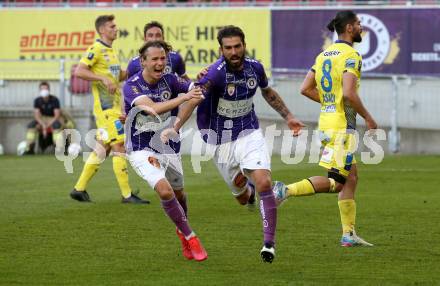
[126,21,189,81]
[162,26,305,263]
[123,40,207,261]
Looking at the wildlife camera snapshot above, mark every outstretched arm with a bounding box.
[173,97,203,131]
[160,88,204,144]
[300,70,320,103]
[261,87,305,136]
[134,88,203,116]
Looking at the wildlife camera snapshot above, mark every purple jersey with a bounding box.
[196,57,269,145]
[123,71,191,154]
[127,51,186,79]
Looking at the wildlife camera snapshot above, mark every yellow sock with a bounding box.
[52,130,64,151]
[287,179,315,197]
[74,152,101,191]
[338,199,356,234]
[112,156,132,199]
[25,129,37,151]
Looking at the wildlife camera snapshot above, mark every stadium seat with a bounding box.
[145,0,164,5]
[70,64,91,94]
[281,0,306,5]
[67,0,89,4]
[120,0,143,3]
[95,0,115,4]
[119,0,144,7]
[307,0,332,4]
[12,0,36,7]
[40,0,63,3]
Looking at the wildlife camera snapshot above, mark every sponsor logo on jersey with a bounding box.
[345,59,356,69]
[131,86,140,94]
[323,51,341,57]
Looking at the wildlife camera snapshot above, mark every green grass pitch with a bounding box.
[0,155,439,285]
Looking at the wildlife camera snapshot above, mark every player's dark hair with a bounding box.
[217,25,246,47]
[95,15,115,33]
[139,40,172,59]
[39,81,50,90]
[327,10,358,34]
[144,21,164,38]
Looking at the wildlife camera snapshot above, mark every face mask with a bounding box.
[40,89,50,97]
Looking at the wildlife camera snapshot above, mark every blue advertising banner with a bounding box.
[272,9,440,75]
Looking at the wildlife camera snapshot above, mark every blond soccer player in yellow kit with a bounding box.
[273,10,378,246]
[70,14,149,204]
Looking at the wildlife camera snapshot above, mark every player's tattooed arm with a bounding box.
[261,87,292,120]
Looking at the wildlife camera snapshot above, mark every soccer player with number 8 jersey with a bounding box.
[273,10,378,247]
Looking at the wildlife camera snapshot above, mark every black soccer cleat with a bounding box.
[70,189,92,202]
[121,193,150,204]
[260,243,275,263]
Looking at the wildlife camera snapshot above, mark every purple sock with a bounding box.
[178,194,188,217]
[161,197,192,237]
[259,190,277,246]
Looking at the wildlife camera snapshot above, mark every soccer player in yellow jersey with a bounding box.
[273,10,377,246]
[70,15,149,204]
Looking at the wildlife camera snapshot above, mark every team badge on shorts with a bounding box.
[227,83,235,96]
[161,90,171,100]
[246,77,257,89]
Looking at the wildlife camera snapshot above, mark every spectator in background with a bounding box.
[24,81,64,154]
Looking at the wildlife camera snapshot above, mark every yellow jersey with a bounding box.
[80,39,122,117]
[312,40,362,131]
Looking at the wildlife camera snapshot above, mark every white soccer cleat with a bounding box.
[341,231,374,247]
[272,181,288,206]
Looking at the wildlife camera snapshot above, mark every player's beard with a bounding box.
[353,31,362,43]
[226,55,244,71]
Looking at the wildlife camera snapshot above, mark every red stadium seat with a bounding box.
[12,0,36,7]
[70,64,91,94]
[94,0,114,5]
[307,0,329,4]
[120,0,144,7]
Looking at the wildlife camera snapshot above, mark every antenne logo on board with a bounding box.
[19,29,96,54]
